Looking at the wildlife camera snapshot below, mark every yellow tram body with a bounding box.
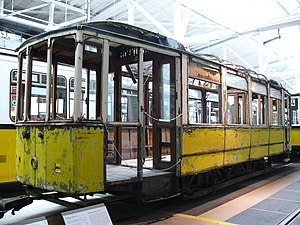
[16,125,104,193]
[181,127,285,175]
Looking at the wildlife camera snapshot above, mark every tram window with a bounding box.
[10,69,25,121]
[88,72,96,120]
[252,94,266,125]
[121,75,138,122]
[270,98,282,125]
[189,89,202,123]
[107,73,114,122]
[270,87,282,126]
[284,95,290,125]
[291,97,299,125]
[206,92,219,124]
[227,90,247,124]
[188,78,220,124]
[161,63,171,120]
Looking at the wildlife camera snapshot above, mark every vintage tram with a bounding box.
[10,21,290,212]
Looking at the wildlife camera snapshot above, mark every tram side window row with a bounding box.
[187,70,285,126]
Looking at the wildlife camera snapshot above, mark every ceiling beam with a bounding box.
[40,0,85,14]
[173,1,190,44]
[4,4,49,17]
[186,13,300,44]
[130,1,174,38]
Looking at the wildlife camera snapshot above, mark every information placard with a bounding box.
[12,216,48,225]
[62,203,113,225]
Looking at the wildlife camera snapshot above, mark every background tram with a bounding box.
[291,94,300,158]
[0,21,292,216]
[0,48,18,183]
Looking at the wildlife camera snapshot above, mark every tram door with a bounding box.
[152,57,176,169]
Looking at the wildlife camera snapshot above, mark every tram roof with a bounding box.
[16,21,186,53]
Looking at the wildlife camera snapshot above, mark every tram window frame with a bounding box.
[291,96,299,125]
[251,81,267,126]
[270,87,282,126]
[226,73,248,125]
[188,78,221,124]
[9,70,18,121]
[121,75,138,122]
[251,93,267,125]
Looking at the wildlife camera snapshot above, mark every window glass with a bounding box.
[121,75,138,122]
[252,93,266,125]
[252,81,267,96]
[189,89,202,123]
[291,97,299,125]
[270,87,281,99]
[161,63,171,120]
[206,92,219,124]
[227,90,247,124]
[188,78,220,124]
[271,98,282,125]
[226,73,247,90]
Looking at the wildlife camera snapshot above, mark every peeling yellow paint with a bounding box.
[269,128,284,155]
[181,127,285,176]
[16,125,105,194]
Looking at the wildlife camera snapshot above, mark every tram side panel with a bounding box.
[181,127,224,175]
[250,128,269,159]
[0,52,17,182]
[16,125,105,193]
[181,126,285,176]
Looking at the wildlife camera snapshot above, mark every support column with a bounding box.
[16,53,23,121]
[46,38,53,121]
[86,0,91,22]
[24,47,33,121]
[221,66,227,124]
[101,39,109,122]
[127,1,134,25]
[73,31,84,121]
[138,47,144,179]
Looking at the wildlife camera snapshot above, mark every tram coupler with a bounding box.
[0,181,33,218]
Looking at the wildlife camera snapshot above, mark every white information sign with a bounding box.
[12,217,48,225]
[62,203,113,225]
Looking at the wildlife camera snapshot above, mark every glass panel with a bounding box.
[252,98,258,125]
[252,81,267,95]
[88,71,96,120]
[227,92,246,124]
[30,96,46,120]
[271,98,282,125]
[189,89,202,124]
[161,128,171,162]
[227,95,234,124]
[121,75,138,122]
[238,95,244,124]
[206,92,219,124]
[270,88,281,99]
[160,63,170,120]
[226,73,247,90]
[107,73,114,121]
[291,97,299,125]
